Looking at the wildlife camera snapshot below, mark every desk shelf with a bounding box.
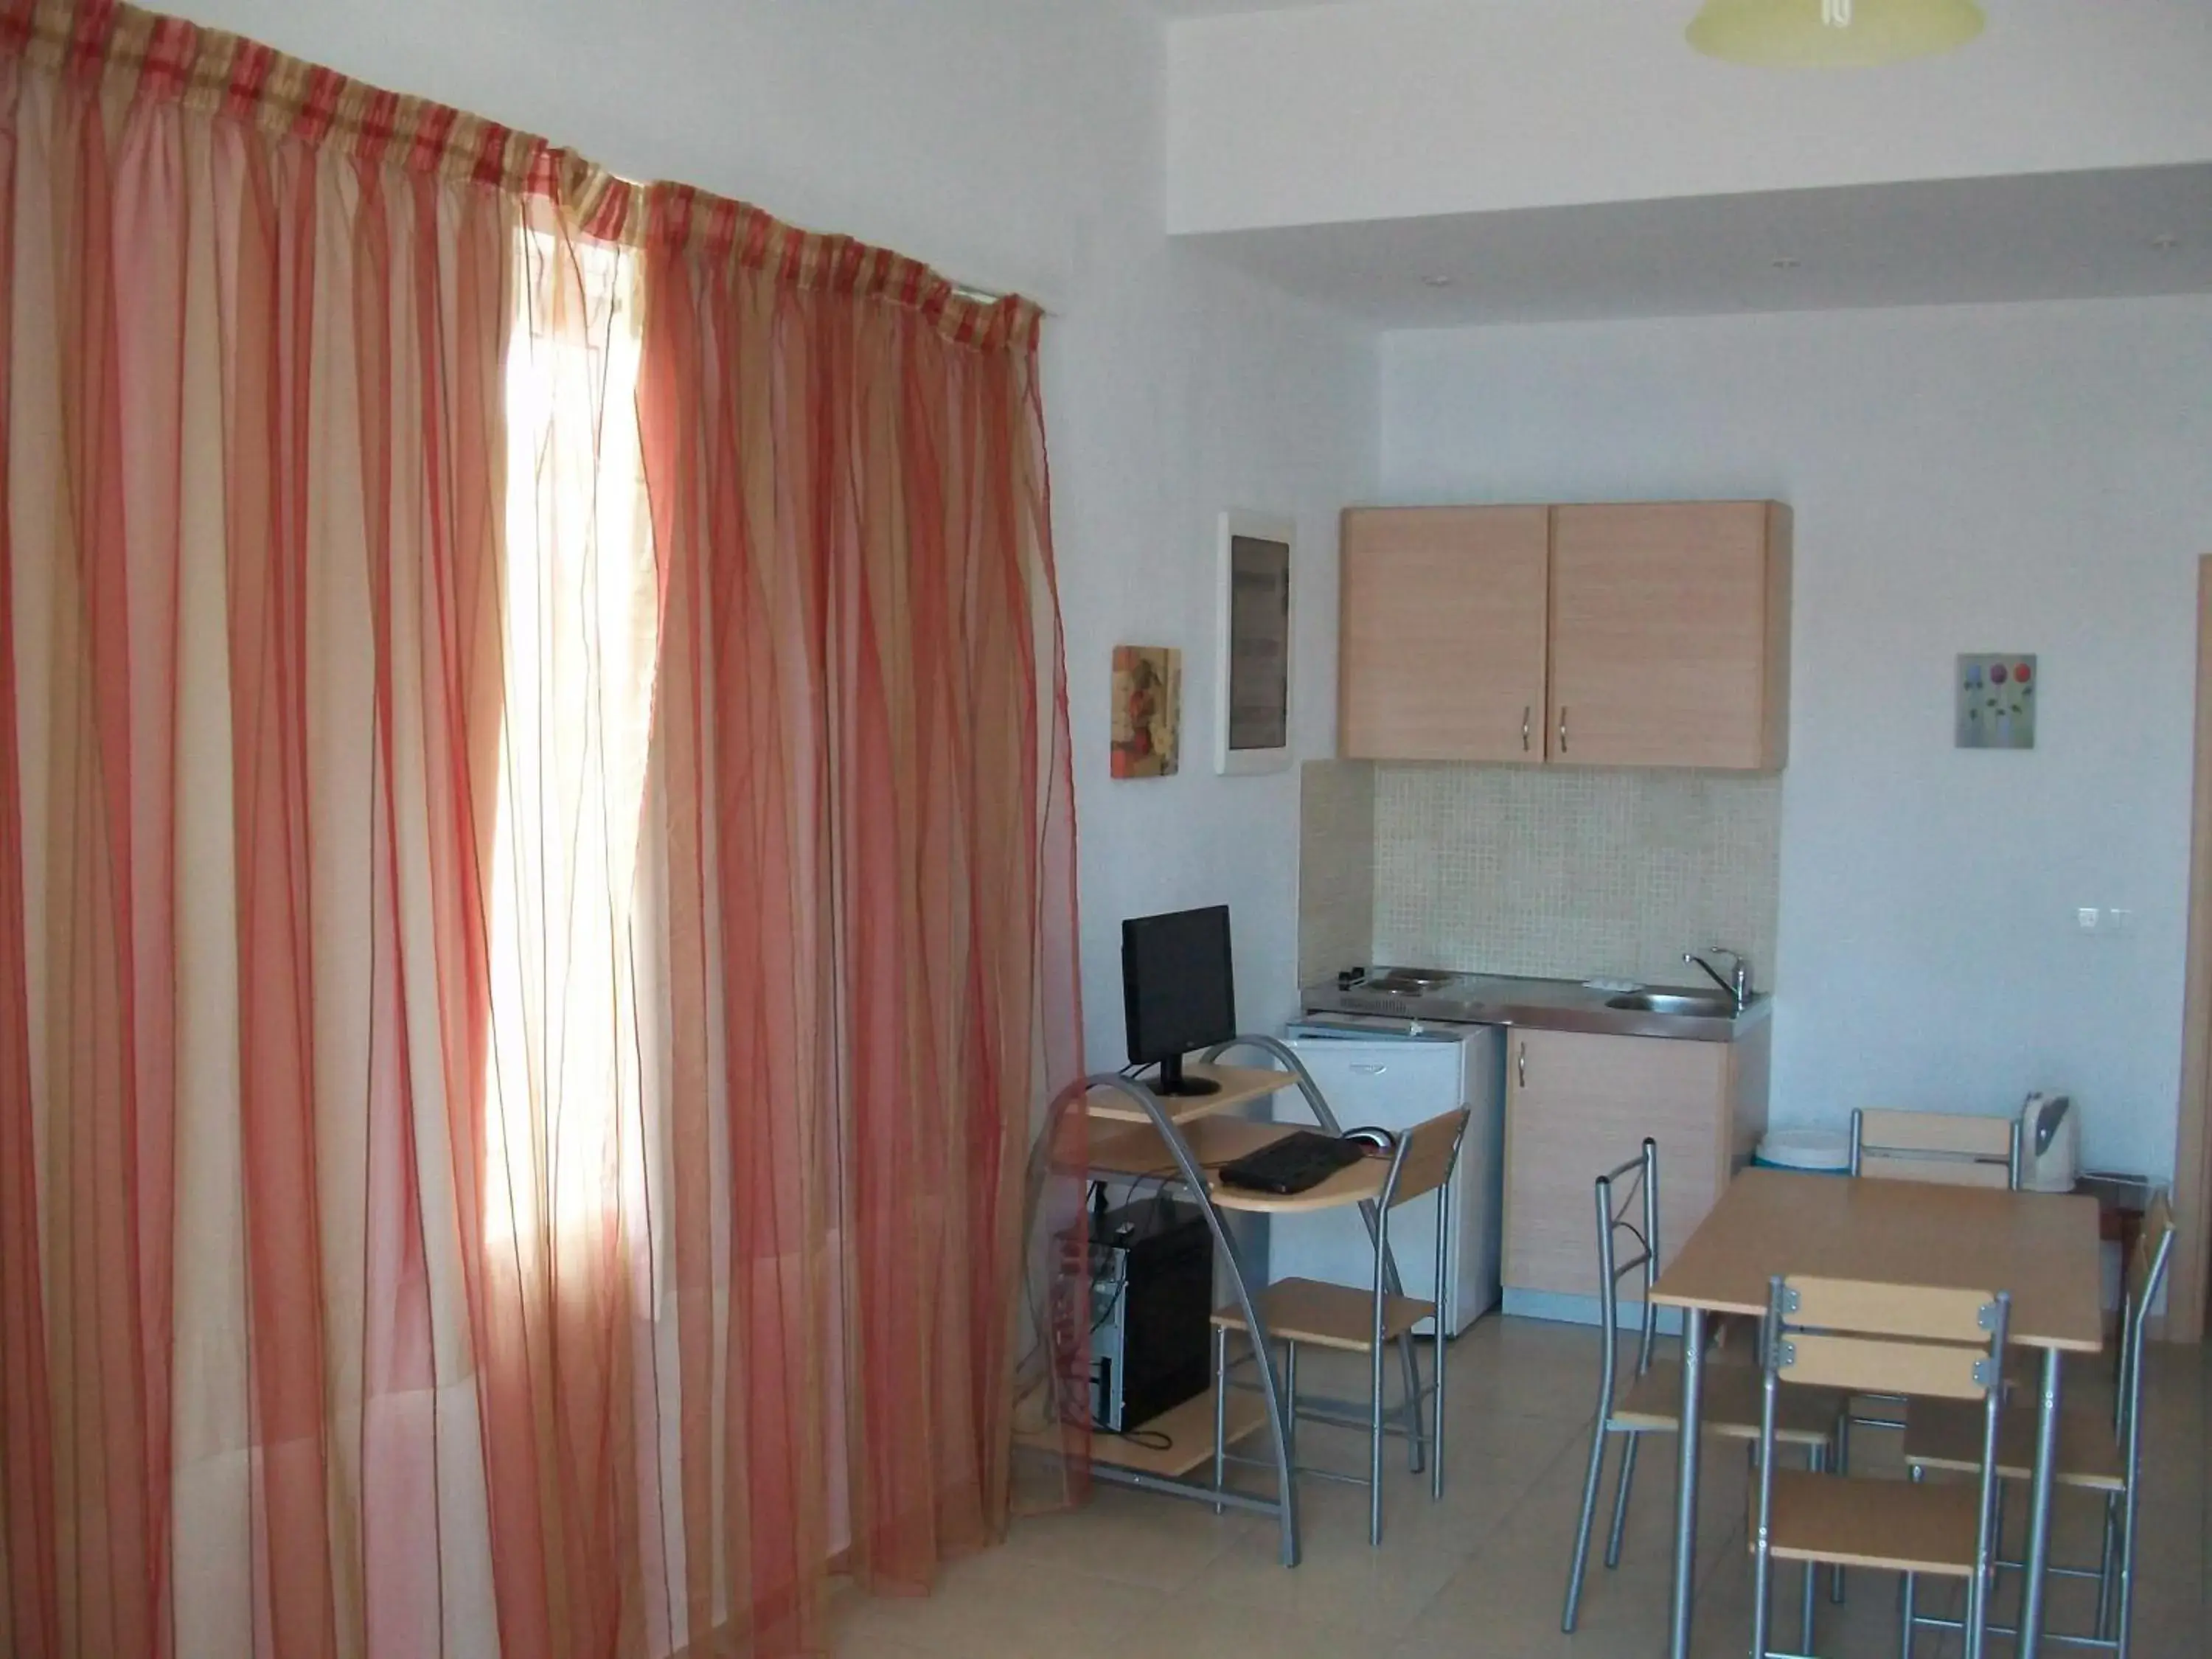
[1088,1113,1292,1178]
[1014,1382,1266,1479]
[1082,1063,1301,1125]
[1093,1386,1267,1479]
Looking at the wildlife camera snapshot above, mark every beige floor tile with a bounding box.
[1690,1560,1975,1659]
[991,1480,1250,1594]
[826,1548,1138,1658]
[1177,1491,1479,1644]
[830,1636,938,1659]
[822,1316,2208,1659]
[2121,1599,2208,1658]
[1119,1587,1392,1659]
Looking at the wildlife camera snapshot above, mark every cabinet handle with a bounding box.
[1558,706,1569,755]
[1517,1042,1527,1090]
[1522,706,1531,753]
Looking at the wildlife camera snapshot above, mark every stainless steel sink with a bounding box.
[1605,990,1738,1018]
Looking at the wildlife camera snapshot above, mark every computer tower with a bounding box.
[1087,1196,1213,1433]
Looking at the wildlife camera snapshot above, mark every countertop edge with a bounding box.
[1298,979,1774,1045]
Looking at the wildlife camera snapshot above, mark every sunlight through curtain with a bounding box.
[485,223,655,1255]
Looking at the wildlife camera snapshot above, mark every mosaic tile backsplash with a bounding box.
[1298,761,1376,986]
[1369,766,1781,988]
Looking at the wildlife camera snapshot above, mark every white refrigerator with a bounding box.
[1276,1020,1506,1337]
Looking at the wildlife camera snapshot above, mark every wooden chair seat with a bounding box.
[1753,1469,1983,1576]
[1903,1397,2126,1492]
[1611,1365,1842,1447]
[1211,1276,1432,1354]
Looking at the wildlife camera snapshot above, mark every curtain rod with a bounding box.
[952,282,1052,317]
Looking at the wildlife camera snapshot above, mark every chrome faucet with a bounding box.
[1685,947,1752,1015]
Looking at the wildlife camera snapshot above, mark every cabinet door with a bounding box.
[1339,506,1550,762]
[1503,1029,1730,1298]
[1548,502,1790,770]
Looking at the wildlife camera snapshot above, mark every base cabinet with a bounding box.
[1502,1024,1770,1301]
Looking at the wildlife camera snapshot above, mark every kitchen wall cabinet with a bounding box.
[1339,505,1551,763]
[1337,499,1791,771]
[1548,502,1791,771]
[1501,1023,1770,1301]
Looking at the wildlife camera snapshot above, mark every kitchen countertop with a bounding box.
[1299,970,1770,1044]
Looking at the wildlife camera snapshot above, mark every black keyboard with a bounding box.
[1219,1131,1366,1196]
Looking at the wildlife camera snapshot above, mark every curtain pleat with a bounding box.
[0,5,1086,1657]
[21,52,175,1659]
[0,50,59,1659]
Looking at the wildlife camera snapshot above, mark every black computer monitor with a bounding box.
[1121,905,1236,1097]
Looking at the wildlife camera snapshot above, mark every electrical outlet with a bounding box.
[2076,907,2101,933]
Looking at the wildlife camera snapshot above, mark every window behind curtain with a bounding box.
[483,221,658,1251]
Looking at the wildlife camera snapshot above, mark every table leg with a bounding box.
[2112,1214,2142,1388]
[1666,1307,1705,1659]
[2017,1344,2064,1658]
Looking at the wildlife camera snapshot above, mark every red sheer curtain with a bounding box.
[0,9,518,1654]
[633,184,1083,1653]
[0,4,1085,1657]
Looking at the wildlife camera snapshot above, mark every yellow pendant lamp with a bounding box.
[1688,0,1986,68]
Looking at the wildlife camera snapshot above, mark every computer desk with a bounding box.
[1023,1035,1416,1568]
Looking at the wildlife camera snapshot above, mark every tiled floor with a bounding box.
[829,1316,2210,1658]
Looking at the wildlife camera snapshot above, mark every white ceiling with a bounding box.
[1178,164,2212,328]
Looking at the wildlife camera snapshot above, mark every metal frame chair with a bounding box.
[1210,1107,1470,1547]
[1562,1140,1842,1634]
[1849,1107,2022,1190]
[1752,1274,2011,1659]
[1829,1105,2023,1613]
[1902,1195,2177,1657]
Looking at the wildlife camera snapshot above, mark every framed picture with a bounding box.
[1956,653,2037,750]
[1214,510,1294,776]
[1110,644,1182,778]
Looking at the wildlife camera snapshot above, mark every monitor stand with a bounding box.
[1152,1051,1220,1098]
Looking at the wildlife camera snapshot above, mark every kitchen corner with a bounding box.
[1295,758,1783,1328]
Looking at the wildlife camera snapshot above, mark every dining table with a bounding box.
[1647,1168,2105,1659]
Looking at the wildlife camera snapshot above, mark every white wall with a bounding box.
[1168,0,2212,232]
[175,0,1378,1067]
[1382,296,2212,1178]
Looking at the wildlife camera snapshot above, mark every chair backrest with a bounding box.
[1369,1108,1472,1310]
[1770,1276,2008,1399]
[1587,1140,1661,1403]
[1850,1107,2020,1189]
[1382,1107,1471,1209]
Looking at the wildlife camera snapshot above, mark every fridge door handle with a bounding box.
[1351,1062,1388,1075]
